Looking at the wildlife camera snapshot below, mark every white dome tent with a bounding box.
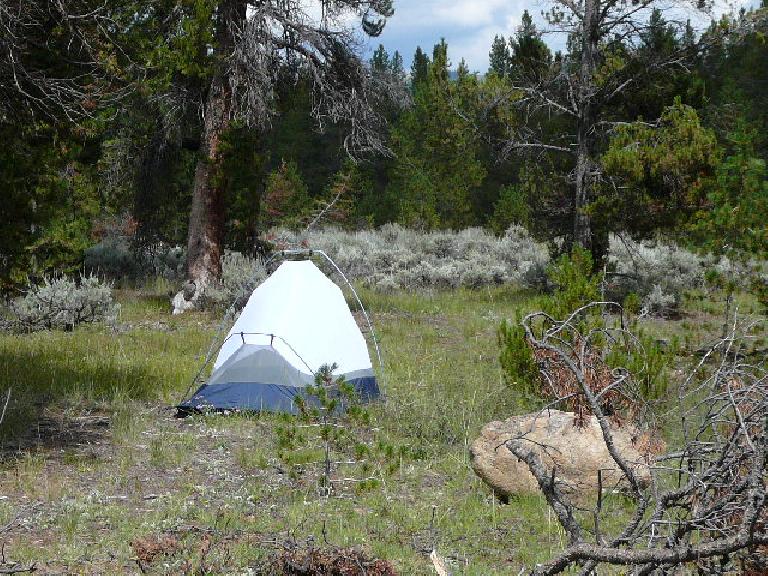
[180,251,381,414]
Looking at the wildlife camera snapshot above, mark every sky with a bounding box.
[363,0,762,73]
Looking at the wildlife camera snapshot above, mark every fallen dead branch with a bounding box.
[508,303,767,575]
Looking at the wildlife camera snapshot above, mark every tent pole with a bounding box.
[181,247,386,406]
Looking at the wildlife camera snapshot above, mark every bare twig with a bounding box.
[509,302,767,574]
[0,389,10,428]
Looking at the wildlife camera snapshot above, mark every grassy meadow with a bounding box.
[0,283,762,574]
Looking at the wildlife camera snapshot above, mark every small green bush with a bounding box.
[544,246,601,319]
[605,327,676,399]
[498,317,540,404]
[623,292,641,315]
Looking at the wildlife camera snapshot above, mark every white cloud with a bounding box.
[373,0,529,69]
[385,0,527,30]
[374,0,761,71]
[434,0,510,27]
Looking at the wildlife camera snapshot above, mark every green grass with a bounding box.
[0,284,763,574]
[0,295,212,443]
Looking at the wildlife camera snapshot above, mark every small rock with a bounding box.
[172,291,196,315]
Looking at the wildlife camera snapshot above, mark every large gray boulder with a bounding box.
[470,410,652,501]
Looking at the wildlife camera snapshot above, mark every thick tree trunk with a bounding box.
[573,127,592,250]
[175,0,246,312]
[573,0,599,262]
[185,74,231,293]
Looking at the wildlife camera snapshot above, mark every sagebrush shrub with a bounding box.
[86,240,185,281]
[84,237,138,278]
[608,235,711,316]
[200,250,266,311]
[9,275,119,331]
[140,243,186,280]
[85,213,186,282]
[271,224,550,291]
[644,284,678,317]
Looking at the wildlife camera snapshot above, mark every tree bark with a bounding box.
[573,0,598,259]
[183,0,247,303]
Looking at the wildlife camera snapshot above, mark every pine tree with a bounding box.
[492,1,719,265]
[509,10,551,82]
[488,35,511,78]
[390,50,405,80]
[411,46,430,88]
[388,39,485,229]
[432,39,450,82]
[371,44,390,75]
[457,58,470,79]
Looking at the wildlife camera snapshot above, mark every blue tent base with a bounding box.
[177,376,380,416]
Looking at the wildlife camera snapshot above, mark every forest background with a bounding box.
[1,0,767,291]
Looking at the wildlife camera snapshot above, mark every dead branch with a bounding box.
[509,303,767,575]
[0,0,127,122]
[226,1,407,159]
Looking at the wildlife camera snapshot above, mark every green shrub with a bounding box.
[498,316,540,404]
[498,250,603,409]
[285,364,376,496]
[623,292,641,316]
[605,327,676,399]
[544,246,601,319]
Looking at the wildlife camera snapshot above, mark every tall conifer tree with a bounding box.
[488,35,511,78]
